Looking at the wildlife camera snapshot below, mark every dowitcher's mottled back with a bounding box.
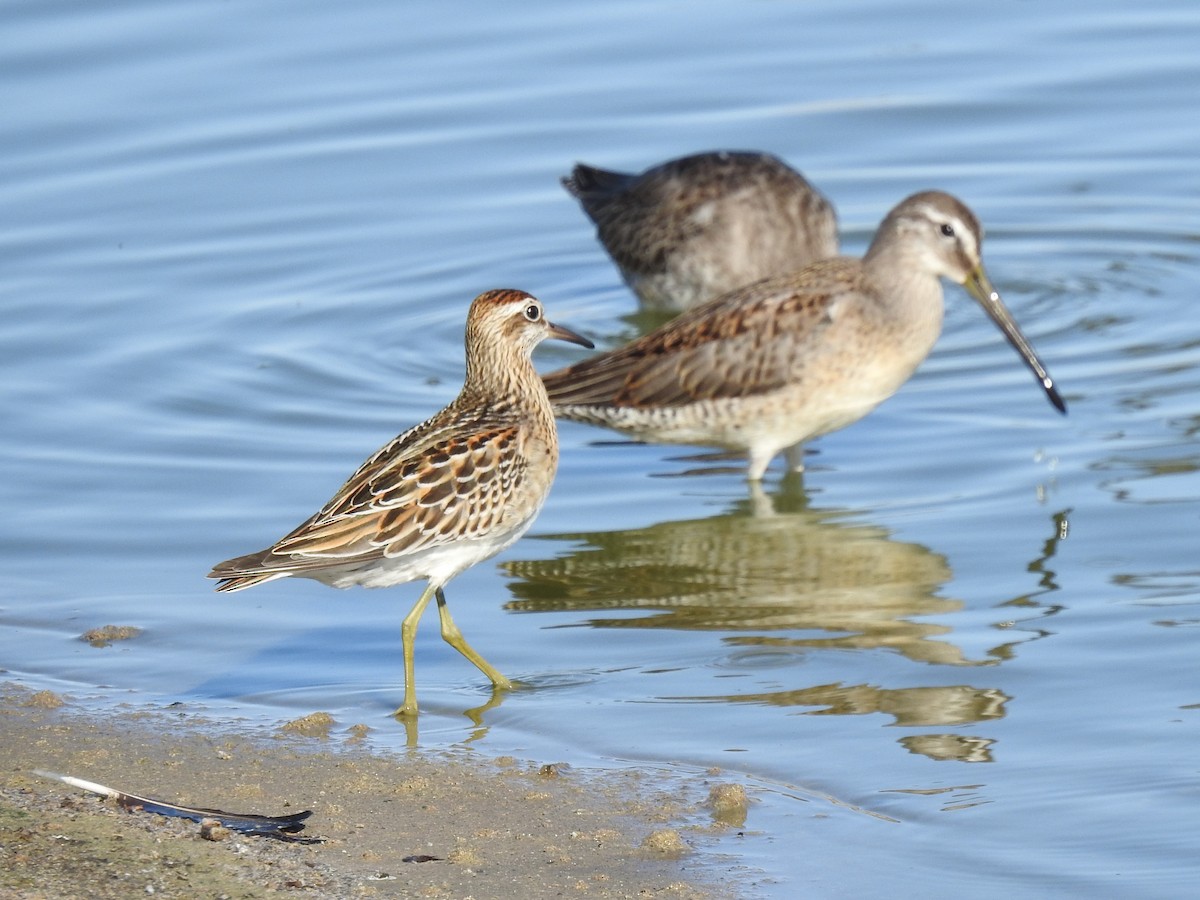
[564,150,838,312]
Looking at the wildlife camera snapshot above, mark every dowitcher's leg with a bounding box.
[746,447,771,481]
[396,582,438,717]
[784,442,806,474]
[746,479,772,517]
[435,587,513,690]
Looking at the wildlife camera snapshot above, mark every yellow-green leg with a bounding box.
[395,582,438,718]
[435,587,513,691]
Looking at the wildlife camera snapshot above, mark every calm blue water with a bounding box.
[3,0,1199,895]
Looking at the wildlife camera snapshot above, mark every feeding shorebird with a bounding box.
[564,150,838,312]
[209,289,593,717]
[544,191,1066,480]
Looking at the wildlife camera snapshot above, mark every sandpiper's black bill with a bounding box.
[547,320,595,350]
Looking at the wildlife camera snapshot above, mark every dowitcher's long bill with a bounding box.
[209,289,593,717]
[544,191,1065,481]
[564,150,838,312]
[963,263,1064,410]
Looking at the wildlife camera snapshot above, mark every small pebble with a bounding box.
[280,711,335,738]
[81,624,142,647]
[447,848,482,866]
[199,818,231,842]
[706,783,749,827]
[23,690,64,709]
[640,828,689,857]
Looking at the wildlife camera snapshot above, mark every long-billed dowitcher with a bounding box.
[544,191,1066,481]
[209,289,593,717]
[564,150,838,312]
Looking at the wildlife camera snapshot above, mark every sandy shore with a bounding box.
[0,683,747,899]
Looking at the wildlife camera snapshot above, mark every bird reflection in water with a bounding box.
[503,481,1067,762]
[506,479,984,665]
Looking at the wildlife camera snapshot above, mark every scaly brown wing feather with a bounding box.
[209,407,527,581]
[567,155,758,279]
[544,260,861,409]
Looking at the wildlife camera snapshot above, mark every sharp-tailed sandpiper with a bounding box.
[210,289,594,716]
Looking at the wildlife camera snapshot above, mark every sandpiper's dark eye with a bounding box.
[940,223,955,238]
[524,303,541,322]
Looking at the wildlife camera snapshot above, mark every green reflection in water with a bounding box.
[507,480,979,666]
[681,682,1008,728]
[504,481,1068,761]
[899,733,996,764]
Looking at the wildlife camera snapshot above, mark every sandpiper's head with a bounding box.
[466,289,594,358]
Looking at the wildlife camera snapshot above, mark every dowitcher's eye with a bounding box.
[940,223,955,238]
[524,303,541,321]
